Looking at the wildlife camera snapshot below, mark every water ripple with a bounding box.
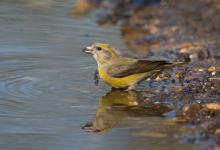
[3,76,41,98]
[0,53,79,99]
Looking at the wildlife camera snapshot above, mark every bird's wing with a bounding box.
[107,59,171,78]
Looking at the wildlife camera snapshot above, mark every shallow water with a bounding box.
[0,0,207,150]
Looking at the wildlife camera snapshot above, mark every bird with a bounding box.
[83,43,180,90]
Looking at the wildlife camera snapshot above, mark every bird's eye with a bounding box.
[96,47,102,51]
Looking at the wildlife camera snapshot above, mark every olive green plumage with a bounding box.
[83,43,179,90]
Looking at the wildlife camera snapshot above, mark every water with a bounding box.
[0,0,206,150]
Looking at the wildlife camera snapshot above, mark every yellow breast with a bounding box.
[98,65,148,88]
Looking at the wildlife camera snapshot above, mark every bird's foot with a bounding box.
[94,69,99,86]
[126,84,137,91]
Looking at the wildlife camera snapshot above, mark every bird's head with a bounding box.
[83,43,119,64]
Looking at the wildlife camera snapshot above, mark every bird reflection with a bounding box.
[82,89,171,133]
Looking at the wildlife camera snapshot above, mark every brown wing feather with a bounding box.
[107,60,171,78]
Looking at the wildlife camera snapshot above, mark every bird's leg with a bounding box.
[94,69,100,86]
[126,84,137,91]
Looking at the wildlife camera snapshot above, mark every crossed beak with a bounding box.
[83,46,94,54]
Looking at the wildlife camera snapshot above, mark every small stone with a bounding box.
[208,66,216,72]
[205,103,220,110]
[198,68,205,72]
[176,71,183,78]
[212,72,216,76]
[170,86,183,92]
[155,75,162,81]
[215,128,220,135]
[155,72,171,81]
